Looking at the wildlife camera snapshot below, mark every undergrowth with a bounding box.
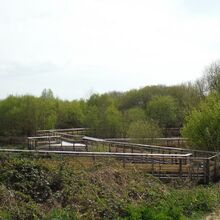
[0,154,219,219]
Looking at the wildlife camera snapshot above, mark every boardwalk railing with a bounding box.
[20,128,220,184]
[36,128,89,137]
[0,148,193,178]
[105,137,188,148]
[82,136,220,184]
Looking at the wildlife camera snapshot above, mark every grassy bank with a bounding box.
[0,154,220,219]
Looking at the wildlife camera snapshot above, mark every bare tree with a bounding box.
[202,61,220,94]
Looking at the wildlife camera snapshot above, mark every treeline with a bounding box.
[0,83,201,138]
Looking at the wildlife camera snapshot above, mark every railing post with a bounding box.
[214,157,217,181]
[27,139,30,149]
[60,140,63,150]
[151,156,154,174]
[205,159,210,184]
[179,158,182,177]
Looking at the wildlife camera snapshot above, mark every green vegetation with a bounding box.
[182,61,220,151]
[182,94,220,151]
[0,85,201,139]
[2,61,220,219]
[0,154,219,219]
[128,120,162,144]
[146,95,178,128]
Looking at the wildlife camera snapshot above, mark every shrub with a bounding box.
[120,205,183,220]
[46,208,77,220]
[182,94,220,151]
[127,120,162,143]
[146,95,178,128]
[0,159,52,202]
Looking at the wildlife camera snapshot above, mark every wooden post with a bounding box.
[27,139,30,149]
[73,142,75,151]
[205,159,210,184]
[159,159,161,178]
[60,140,63,151]
[214,158,217,181]
[179,158,182,177]
[151,156,154,174]
[194,151,197,158]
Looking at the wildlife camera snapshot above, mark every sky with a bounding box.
[0,0,220,100]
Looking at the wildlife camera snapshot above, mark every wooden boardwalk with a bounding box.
[4,128,220,184]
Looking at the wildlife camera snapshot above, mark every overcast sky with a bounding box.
[0,0,220,100]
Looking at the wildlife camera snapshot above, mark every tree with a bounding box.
[146,96,178,128]
[103,105,123,138]
[36,96,58,130]
[56,100,85,128]
[197,61,220,95]
[41,88,54,99]
[127,120,162,144]
[120,107,146,137]
[124,107,146,123]
[0,95,38,136]
[182,94,220,151]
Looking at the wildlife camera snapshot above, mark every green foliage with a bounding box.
[0,159,52,202]
[46,208,77,220]
[127,120,162,143]
[41,88,55,99]
[159,186,220,218]
[86,94,123,138]
[146,95,178,128]
[0,84,201,138]
[0,95,37,136]
[9,200,42,220]
[0,184,42,220]
[0,156,219,219]
[56,100,85,128]
[120,205,183,220]
[182,94,220,150]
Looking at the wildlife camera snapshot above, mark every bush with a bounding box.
[9,201,42,220]
[0,156,220,219]
[0,159,52,202]
[120,205,183,220]
[146,95,178,128]
[127,120,162,143]
[182,94,220,150]
[46,208,77,220]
